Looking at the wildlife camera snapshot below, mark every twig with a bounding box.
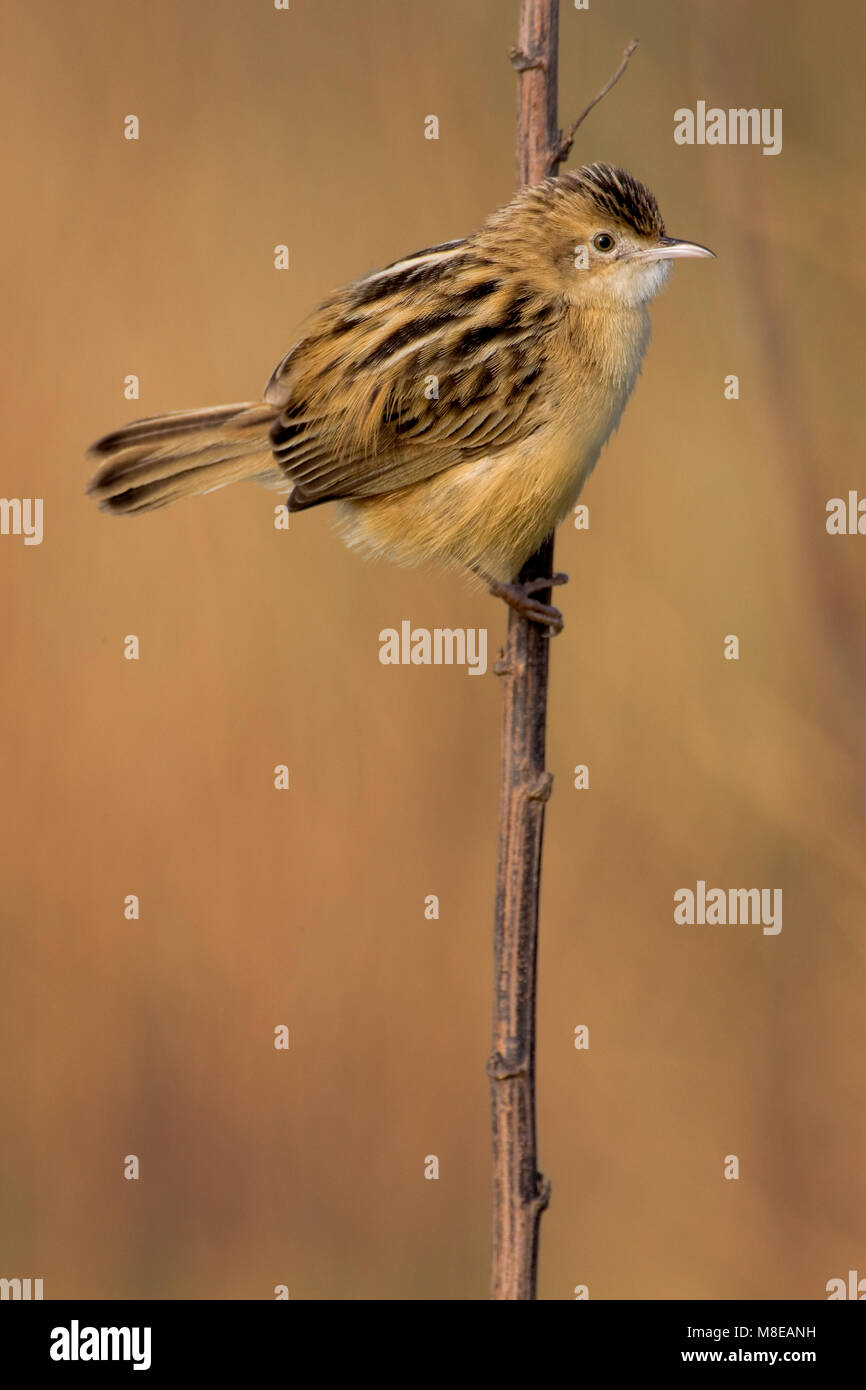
[489,3,639,1302]
[550,37,639,173]
[489,0,560,1305]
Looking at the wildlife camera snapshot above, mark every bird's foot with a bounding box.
[487,573,568,634]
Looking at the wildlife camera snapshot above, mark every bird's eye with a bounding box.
[592,232,615,252]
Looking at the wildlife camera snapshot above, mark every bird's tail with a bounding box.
[86,401,284,514]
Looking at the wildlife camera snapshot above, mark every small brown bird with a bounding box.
[87,163,713,628]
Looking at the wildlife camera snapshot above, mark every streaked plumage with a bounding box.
[87,163,712,586]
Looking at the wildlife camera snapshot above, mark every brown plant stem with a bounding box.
[488,0,559,1305]
[489,4,639,1301]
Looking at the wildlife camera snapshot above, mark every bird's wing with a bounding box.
[263,239,557,509]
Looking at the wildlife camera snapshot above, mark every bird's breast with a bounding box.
[535,303,652,509]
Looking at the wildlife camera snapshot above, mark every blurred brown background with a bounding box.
[1,0,864,1300]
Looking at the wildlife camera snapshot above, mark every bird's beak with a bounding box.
[642,235,716,261]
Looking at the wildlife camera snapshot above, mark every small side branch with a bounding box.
[550,37,639,173]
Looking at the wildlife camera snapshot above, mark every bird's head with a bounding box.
[484,162,714,309]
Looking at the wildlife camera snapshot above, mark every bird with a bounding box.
[86,162,713,630]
